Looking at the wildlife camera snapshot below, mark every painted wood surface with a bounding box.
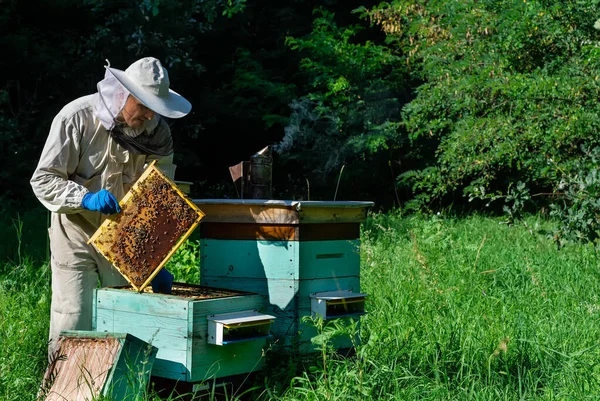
[201,239,299,280]
[199,277,298,310]
[200,236,363,352]
[43,331,156,401]
[201,239,360,280]
[188,339,268,382]
[200,273,362,352]
[193,200,371,355]
[192,199,373,224]
[200,223,297,240]
[199,223,360,241]
[198,276,299,344]
[93,287,270,381]
[94,288,190,319]
[298,240,361,279]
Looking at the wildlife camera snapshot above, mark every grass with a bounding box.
[0,259,51,400]
[2,211,600,399]
[354,212,600,400]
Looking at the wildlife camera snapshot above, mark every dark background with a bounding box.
[5,0,598,263]
[0,0,390,263]
[1,0,389,208]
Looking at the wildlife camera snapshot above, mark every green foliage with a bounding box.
[218,47,296,129]
[366,0,600,228]
[549,147,600,248]
[0,0,248,208]
[164,238,201,283]
[358,212,600,398]
[267,213,600,399]
[275,8,409,201]
[0,261,50,400]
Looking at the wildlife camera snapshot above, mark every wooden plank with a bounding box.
[189,340,268,381]
[201,239,298,279]
[201,239,361,279]
[200,223,298,240]
[95,288,190,320]
[199,277,298,311]
[190,295,266,317]
[297,278,362,352]
[44,336,121,401]
[297,277,362,300]
[297,207,369,224]
[151,358,189,381]
[95,309,189,352]
[298,240,361,279]
[193,202,298,224]
[42,331,157,401]
[94,287,273,382]
[297,223,360,240]
[198,223,360,241]
[198,276,300,347]
[109,333,158,398]
[192,199,374,224]
[95,309,191,381]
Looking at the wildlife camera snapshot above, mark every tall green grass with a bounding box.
[264,213,600,400]
[0,260,50,400]
[3,212,600,400]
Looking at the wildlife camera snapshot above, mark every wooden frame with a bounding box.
[89,161,205,292]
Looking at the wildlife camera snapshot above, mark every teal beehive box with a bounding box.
[93,283,274,382]
[193,199,373,353]
[41,331,156,401]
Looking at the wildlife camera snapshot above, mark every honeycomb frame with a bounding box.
[88,161,205,292]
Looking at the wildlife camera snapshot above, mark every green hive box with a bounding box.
[93,283,274,382]
[192,199,373,354]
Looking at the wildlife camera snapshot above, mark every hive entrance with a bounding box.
[89,161,205,291]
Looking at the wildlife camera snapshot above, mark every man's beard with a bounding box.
[118,114,160,138]
[109,115,173,156]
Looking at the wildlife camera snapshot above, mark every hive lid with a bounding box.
[88,161,205,292]
[40,331,157,401]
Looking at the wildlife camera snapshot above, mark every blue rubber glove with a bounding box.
[152,268,174,294]
[81,189,121,214]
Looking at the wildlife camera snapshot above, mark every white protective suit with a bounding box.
[30,84,176,358]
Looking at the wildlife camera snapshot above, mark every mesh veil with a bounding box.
[92,69,174,156]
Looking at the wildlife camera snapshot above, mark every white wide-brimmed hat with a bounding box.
[105,57,192,118]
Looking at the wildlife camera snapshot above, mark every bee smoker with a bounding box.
[229,146,272,199]
[249,146,272,199]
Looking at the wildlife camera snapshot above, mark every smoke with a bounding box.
[274,98,344,174]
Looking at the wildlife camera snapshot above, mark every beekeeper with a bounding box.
[30,57,191,359]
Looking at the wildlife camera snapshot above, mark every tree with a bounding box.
[274,7,409,204]
[366,0,600,244]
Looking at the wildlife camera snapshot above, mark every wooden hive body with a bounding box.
[93,284,272,382]
[193,199,373,353]
[41,331,157,401]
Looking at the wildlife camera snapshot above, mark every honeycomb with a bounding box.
[89,162,205,291]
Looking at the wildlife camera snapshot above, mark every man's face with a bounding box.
[121,96,156,129]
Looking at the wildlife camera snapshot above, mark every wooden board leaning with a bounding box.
[88,161,205,292]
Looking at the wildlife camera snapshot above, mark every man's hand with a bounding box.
[81,189,121,214]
